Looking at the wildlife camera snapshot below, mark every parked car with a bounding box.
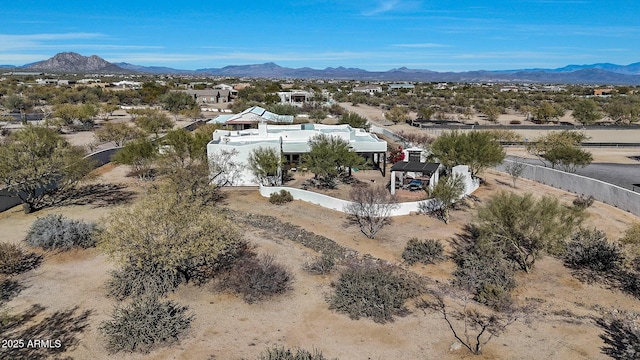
[404,179,424,191]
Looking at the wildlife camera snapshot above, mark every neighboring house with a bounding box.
[388,83,415,91]
[389,147,440,195]
[184,89,232,105]
[593,88,614,96]
[218,106,295,130]
[207,122,388,186]
[353,85,383,95]
[277,90,313,106]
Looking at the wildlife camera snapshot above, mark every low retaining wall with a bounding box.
[259,169,480,217]
[496,160,640,217]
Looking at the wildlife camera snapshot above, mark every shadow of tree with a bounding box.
[596,314,640,360]
[0,305,93,360]
[0,278,27,303]
[47,183,137,208]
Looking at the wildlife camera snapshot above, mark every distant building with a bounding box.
[593,88,614,96]
[184,89,233,105]
[207,106,294,130]
[277,90,313,106]
[353,84,382,95]
[388,83,415,90]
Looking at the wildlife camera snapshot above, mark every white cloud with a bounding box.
[363,0,400,16]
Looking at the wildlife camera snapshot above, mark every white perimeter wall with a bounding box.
[496,160,640,217]
[258,165,479,217]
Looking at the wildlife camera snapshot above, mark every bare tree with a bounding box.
[208,149,243,187]
[419,287,521,355]
[344,184,399,239]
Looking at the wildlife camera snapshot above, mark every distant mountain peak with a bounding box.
[25,52,129,73]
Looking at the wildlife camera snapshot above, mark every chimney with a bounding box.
[258,121,268,137]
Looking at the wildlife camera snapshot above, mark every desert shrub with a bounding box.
[99,296,193,354]
[0,242,41,275]
[573,194,595,209]
[402,238,445,265]
[25,214,96,250]
[329,261,422,323]
[452,248,516,310]
[564,228,624,273]
[220,254,293,303]
[106,263,183,301]
[620,223,640,247]
[620,271,640,299]
[269,190,294,205]
[257,345,336,360]
[303,253,336,275]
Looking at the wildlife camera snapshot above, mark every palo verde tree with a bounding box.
[339,111,369,130]
[572,98,602,125]
[430,130,505,177]
[0,125,94,213]
[302,133,366,187]
[475,191,584,273]
[420,173,466,224]
[156,128,221,204]
[99,189,245,289]
[526,130,592,172]
[344,184,399,239]
[159,91,198,121]
[94,122,145,147]
[134,110,174,138]
[247,146,282,186]
[112,137,158,178]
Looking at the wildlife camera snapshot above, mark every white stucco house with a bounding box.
[207,122,388,186]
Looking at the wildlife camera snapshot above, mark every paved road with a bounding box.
[507,155,640,191]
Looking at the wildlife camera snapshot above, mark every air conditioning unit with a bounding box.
[222,137,230,143]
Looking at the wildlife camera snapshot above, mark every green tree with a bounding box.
[248,146,282,186]
[504,161,526,188]
[53,103,98,130]
[94,122,145,147]
[475,191,584,272]
[160,91,198,120]
[112,137,158,177]
[572,98,601,125]
[134,110,173,138]
[533,101,564,123]
[339,111,369,130]
[385,106,408,124]
[99,190,244,284]
[430,131,505,177]
[526,130,592,172]
[417,106,435,120]
[0,125,94,212]
[302,134,366,187]
[421,173,466,224]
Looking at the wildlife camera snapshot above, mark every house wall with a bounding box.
[207,140,281,186]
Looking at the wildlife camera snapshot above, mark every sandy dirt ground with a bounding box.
[1,160,639,360]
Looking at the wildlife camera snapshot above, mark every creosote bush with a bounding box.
[25,214,96,250]
[329,260,422,323]
[564,228,624,273]
[257,345,337,360]
[452,244,516,311]
[106,263,183,301]
[99,296,193,354]
[269,190,294,205]
[303,253,336,275]
[0,242,41,275]
[220,254,293,303]
[402,238,445,265]
[573,194,595,209]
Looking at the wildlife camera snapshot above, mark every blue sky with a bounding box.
[1,0,638,71]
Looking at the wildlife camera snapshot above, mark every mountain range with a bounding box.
[3,52,640,85]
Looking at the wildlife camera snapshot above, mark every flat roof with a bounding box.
[390,161,440,174]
